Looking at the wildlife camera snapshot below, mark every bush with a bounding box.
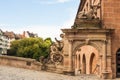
[8,37,52,61]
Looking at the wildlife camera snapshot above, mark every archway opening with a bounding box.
[75,54,77,68]
[90,53,96,74]
[74,45,99,75]
[116,48,120,77]
[82,54,86,74]
[75,51,81,74]
[79,54,81,69]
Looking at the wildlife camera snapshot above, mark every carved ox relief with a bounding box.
[78,2,101,20]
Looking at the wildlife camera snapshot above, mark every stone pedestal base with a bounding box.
[102,71,112,79]
[46,64,56,72]
[63,70,75,76]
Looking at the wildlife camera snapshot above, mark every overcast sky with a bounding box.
[0,0,80,40]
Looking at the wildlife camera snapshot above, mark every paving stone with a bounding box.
[0,65,119,80]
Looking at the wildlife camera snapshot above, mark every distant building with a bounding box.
[0,29,8,55]
[3,31,38,49]
[4,31,16,49]
[23,31,38,38]
[0,29,38,54]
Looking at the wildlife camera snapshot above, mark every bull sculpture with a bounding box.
[78,3,101,20]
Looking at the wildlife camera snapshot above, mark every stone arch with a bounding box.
[73,41,101,55]
[73,43,99,74]
[89,53,96,74]
[116,48,120,77]
[82,54,86,74]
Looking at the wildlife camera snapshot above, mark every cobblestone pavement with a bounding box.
[0,65,119,80]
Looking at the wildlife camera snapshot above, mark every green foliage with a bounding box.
[8,37,53,61]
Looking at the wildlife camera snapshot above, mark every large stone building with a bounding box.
[51,0,120,79]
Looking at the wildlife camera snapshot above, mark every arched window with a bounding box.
[116,48,120,77]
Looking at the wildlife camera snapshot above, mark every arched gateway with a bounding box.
[62,29,113,79]
[74,45,99,75]
[48,0,118,79]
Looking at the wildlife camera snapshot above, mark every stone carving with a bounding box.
[55,37,64,51]
[78,3,101,20]
[55,34,64,51]
[78,10,86,19]
[72,2,101,29]
[39,34,64,65]
[39,56,48,70]
[52,53,63,63]
[49,34,64,64]
[50,42,63,64]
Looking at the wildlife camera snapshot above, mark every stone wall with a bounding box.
[102,0,120,78]
[0,55,42,71]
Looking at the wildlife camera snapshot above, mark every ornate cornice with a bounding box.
[61,29,114,34]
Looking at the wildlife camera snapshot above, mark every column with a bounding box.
[102,40,108,79]
[103,40,107,72]
[68,40,73,71]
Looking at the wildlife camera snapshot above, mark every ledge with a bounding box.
[61,28,114,34]
[0,55,35,62]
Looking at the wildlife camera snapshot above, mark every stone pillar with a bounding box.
[107,39,112,67]
[103,40,107,72]
[68,40,74,74]
[77,55,79,69]
[102,40,108,79]
[106,36,112,78]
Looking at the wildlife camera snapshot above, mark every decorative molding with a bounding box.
[85,38,90,45]
[64,54,69,56]
[68,39,74,43]
[101,39,108,44]
[106,55,112,58]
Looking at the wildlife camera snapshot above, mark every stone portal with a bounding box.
[48,0,116,79]
[61,29,113,79]
[75,45,99,75]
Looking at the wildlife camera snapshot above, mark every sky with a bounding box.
[0,0,80,40]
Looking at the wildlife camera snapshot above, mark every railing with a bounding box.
[92,64,99,74]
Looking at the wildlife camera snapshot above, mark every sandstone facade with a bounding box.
[59,0,120,79]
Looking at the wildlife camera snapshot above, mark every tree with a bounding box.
[8,37,53,61]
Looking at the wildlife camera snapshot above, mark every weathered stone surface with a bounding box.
[73,19,101,29]
[0,55,42,71]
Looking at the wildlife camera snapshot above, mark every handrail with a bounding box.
[92,64,99,74]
